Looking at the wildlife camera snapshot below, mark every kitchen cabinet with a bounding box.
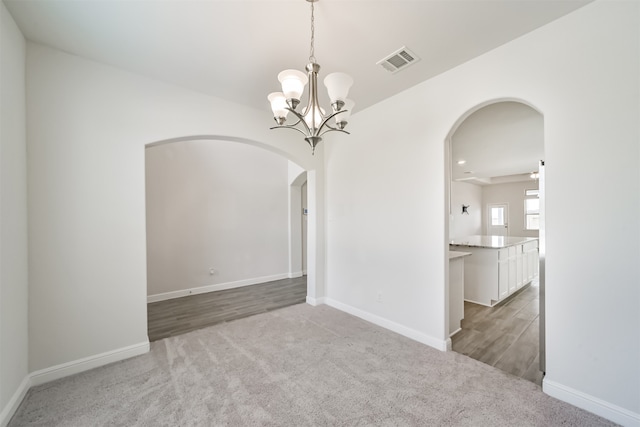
[449,251,471,336]
[450,235,538,307]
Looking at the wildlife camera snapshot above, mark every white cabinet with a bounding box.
[449,251,471,336]
[450,238,538,307]
[498,249,509,300]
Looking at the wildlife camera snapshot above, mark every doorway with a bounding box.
[145,138,308,340]
[487,203,509,236]
[446,100,545,384]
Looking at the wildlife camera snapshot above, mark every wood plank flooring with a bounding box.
[147,276,307,341]
[452,280,543,386]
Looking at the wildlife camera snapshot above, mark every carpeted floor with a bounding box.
[10,303,615,426]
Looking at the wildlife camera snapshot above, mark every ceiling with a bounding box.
[5,0,590,115]
[4,0,585,179]
[452,101,544,185]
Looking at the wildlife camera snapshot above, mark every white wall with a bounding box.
[326,1,639,424]
[0,3,29,423]
[482,180,539,238]
[26,42,322,374]
[146,140,290,299]
[449,181,482,239]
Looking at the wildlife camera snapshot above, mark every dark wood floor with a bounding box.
[147,276,307,341]
[452,280,543,386]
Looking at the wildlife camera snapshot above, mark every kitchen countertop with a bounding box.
[449,235,538,249]
[449,251,472,260]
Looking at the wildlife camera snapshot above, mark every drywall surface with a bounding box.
[146,140,289,297]
[481,180,540,238]
[0,2,29,419]
[325,0,639,422]
[450,181,482,239]
[26,42,321,372]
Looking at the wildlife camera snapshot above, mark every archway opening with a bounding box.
[445,100,546,385]
[144,136,313,341]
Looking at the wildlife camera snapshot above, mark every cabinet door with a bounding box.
[508,247,517,294]
[516,245,524,289]
[498,250,509,300]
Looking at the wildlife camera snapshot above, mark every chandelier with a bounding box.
[268,0,354,154]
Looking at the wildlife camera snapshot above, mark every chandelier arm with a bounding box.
[318,127,350,138]
[269,124,311,138]
[287,107,313,135]
[313,109,348,136]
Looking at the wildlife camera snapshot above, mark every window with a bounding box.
[524,190,539,230]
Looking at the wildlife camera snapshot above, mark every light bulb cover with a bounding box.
[278,69,308,105]
[324,72,353,106]
[268,92,289,123]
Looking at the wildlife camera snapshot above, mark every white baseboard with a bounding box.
[30,341,150,387]
[1,341,149,426]
[147,273,290,303]
[324,298,448,351]
[306,296,326,306]
[543,378,640,427]
[288,271,303,278]
[0,375,30,427]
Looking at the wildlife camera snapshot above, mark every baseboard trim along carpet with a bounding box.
[1,341,149,427]
[324,298,448,351]
[147,273,290,303]
[305,296,326,306]
[0,375,30,427]
[30,341,150,387]
[543,378,640,427]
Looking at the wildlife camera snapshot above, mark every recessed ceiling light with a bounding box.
[457,160,466,165]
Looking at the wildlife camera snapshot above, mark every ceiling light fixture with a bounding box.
[267,0,354,155]
[457,160,466,165]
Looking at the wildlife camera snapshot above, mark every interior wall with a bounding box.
[146,140,289,299]
[325,1,638,422]
[449,181,482,239]
[481,180,540,238]
[0,2,29,419]
[25,41,321,374]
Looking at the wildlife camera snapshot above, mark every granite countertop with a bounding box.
[449,235,538,249]
[449,251,472,260]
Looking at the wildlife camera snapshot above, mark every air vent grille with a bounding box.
[377,46,420,74]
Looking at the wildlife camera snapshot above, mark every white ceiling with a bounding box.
[4,0,583,179]
[452,101,544,185]
[4,0,591,115]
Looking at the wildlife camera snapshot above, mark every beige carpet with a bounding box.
[10,303,615,426]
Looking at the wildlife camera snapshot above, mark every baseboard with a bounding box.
[543,378,640,426]
[288,271,303,279]
[147,273,290,303]
[324,298,448,351]
[0,375,30,427]
[306,296,326,306]
[30,341,150,387]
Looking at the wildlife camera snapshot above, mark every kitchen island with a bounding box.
[450,235,538,307]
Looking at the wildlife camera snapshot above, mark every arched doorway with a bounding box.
[144,136,316,340]
[445,100,546,384]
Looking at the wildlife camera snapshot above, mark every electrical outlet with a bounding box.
[376,292,382,303]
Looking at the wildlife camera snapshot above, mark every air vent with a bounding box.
[377,46,420,74]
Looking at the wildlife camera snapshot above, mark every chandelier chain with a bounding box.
[309,1,316,63]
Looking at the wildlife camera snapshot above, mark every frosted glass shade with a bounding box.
[278,69,308,101]
[324,72,353,104]
[335,99,355,125]
[268,92,289,120]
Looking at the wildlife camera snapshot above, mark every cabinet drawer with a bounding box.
[498,248,509,260]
